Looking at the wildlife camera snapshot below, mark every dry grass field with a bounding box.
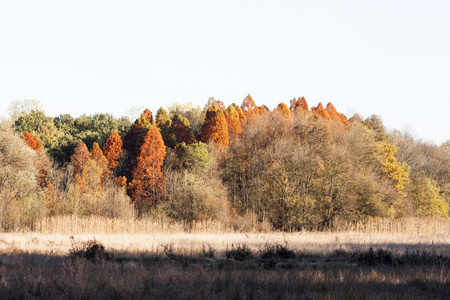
[0,216,450,299]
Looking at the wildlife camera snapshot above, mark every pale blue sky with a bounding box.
[1,0,449,144]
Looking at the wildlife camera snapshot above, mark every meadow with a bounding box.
[0,217,449,299]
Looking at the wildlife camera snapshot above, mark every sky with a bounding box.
[0,0,449,144]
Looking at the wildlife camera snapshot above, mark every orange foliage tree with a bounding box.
[123,112,152,158]
[90,142,103,162]
[129,125,166,211]
[171,114,196,145]
[22,131,41,151]
[240,94,258,118]
[199,104,229,148]
[290,96,309,112]
[235,105,246,127]
[275,102,292,118]
[90,142,110,183]
[70,141,90,174]
[257,105,269,116]
[311,102,331,121]
[225,104,242,138]
[143,108,153,123]
[325,102,349,126]
[205,97,226,112]
[22,131,49,187]
[103,130,123,170]
[348,113,362,124]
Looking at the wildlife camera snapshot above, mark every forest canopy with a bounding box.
[1,96,449,231]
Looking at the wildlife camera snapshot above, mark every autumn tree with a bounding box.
[409,177,448,217]
[290,97,309,113]
[325,102,348,125]
[143,108,153,124]
[123,111,152,158]
[257,105,269,116]
[172,114,196,145]
[348,113,362,124]
[70,141,90,174]
[225,105,243,139]
[362,115,386,141]
[167,102,204,137]
[90,142,110,182]
[235,106,246,128]
[90,142,103,161]
[311,102,331,121]
[129,125,166,212]
[155,108,176,148]
[374,141,410,195]
[275,102,292,118]
[205,97,226,112]
[199,104,229,148]
[22,131,41,151]
[103,130,123,170]
[0,120,44,230]
[240,94,258,118]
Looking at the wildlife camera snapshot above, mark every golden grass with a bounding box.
[0,216,449,299]
[0,216,447,257]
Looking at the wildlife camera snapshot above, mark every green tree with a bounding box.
[155,108,176,148]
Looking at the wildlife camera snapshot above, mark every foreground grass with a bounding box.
[0,246,449,299]
[1,216,450,299]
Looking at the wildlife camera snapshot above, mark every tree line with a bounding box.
[1,96,449,231]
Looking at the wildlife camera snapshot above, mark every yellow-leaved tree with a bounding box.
[374,141,410,195]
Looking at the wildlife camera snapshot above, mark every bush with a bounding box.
[225,244,253,261]
[260,242,296,260]
[69,237,112,263]
[358,248,394,266]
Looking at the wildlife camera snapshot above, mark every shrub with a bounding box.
[225,244,253,261]
[260,242,296,260]
[69,237,112,263]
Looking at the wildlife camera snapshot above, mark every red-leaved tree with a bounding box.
[311,102,331,121]
[128,125,166,212]
[123,111,152,158]
[22,131,41,151]
[71,141,90,174]
[325,102,349,126]
[103,130,123,170]
[240,94,258,118]
[290,96,309,112]
[143,108,153,124]
[171,114,196,145]
[90,142,103,162]
[199,104,229,148]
